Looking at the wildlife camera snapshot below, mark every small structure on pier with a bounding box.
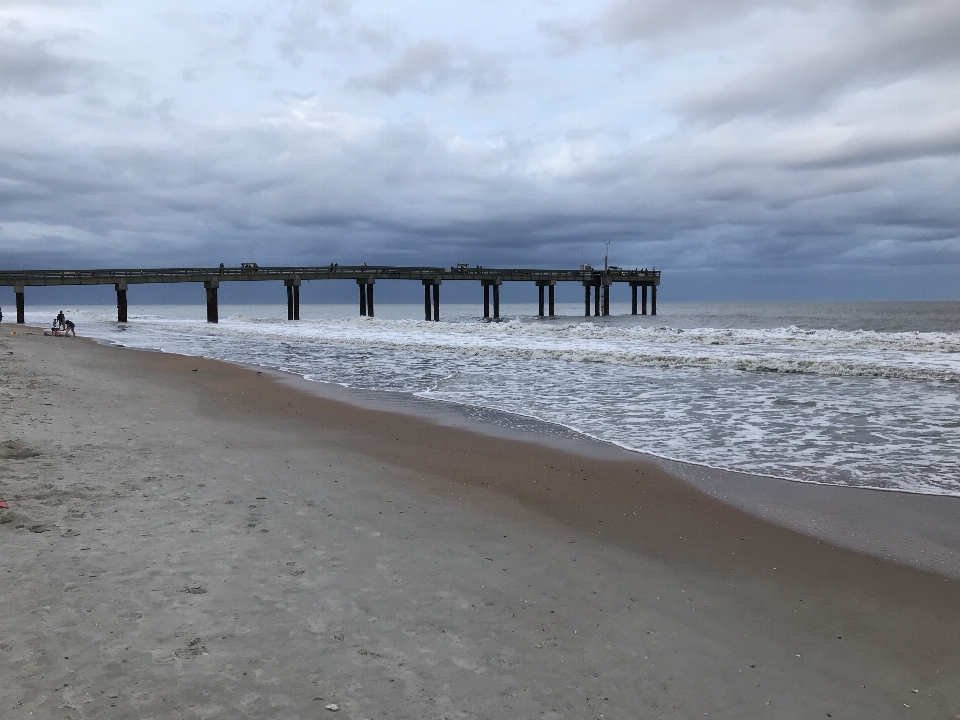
[0,265,659,324]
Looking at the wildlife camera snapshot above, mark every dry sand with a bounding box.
[2,326,960,719]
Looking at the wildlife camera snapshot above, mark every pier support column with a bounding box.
[536,279,555,318]
[356,278,374,317]
[285,278,301,320]
[538,285,545,317]
[15,284,24,324]
[630,283,638,315]
[482,278,501,320]
[549,285,555,316]
[204,280,219,323]
[423,279,441,321]
[115,281,128,323]
[641,285,648,315]
[594,284,600,317]
[651,284,657,316]
[584,285,590,316]
[602,281,610,316]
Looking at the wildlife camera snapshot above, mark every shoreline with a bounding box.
[17,321,960,578]
[4,325,960,717]
[34,321,960,578]
[254,357,960,581]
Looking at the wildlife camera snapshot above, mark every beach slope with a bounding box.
[2,329,959,719]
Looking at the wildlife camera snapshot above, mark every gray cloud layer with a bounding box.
[0,0,958,299]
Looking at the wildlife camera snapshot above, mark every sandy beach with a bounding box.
[3,326,960,719]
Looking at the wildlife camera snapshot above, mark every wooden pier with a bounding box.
[0,265,659,323]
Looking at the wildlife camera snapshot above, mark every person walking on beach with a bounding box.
[57,310,65,330]
[64,319,76,337]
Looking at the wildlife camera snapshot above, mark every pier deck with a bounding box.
[0,265,660,323]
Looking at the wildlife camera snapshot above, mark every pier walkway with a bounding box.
[0,265,659,323]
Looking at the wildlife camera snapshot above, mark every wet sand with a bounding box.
[2,327,960,719]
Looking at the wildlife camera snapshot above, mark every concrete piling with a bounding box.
[482,278,501,320]
[423,279,441,321]
[285,278,301,320]
[357,278,374,317]
[15,284,24,324]
[537,279,556,318]
[116,281,128,323]
[204,280,219,323]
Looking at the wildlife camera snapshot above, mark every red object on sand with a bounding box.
[0,501,8,509]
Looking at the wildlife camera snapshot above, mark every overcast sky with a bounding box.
[2,0,959,299]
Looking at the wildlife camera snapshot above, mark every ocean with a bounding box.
[25,300,960,496]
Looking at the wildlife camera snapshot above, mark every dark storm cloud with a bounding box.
[540,0,769,52]
[346,40,505,95]
[0,35,99,95]
[785,124,960,169]
[684,1,960,122]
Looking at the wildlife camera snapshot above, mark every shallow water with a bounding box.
[28,300,960,496]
